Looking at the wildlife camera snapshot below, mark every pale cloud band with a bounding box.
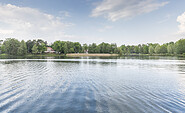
[91,0,169,21]
[98,25,113,32]
[177,12,185,36]
[0,1,183,45]
[0,4,73,42]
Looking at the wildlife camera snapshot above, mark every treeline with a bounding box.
[119,39,185,55]
[0,38,185,56]
[52,41,119,54]
[0,39,47,55]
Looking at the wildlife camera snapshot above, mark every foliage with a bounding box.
[73,42,82,53]
[0,45,5,53]
[167,44,174,54]
[0,38,185,56]
[36,39,47,53]
[18,40,27,55]
[160,44,167,54]
[82,44,88,52]
[149,46,154,54]
[3,38,20,55]
[175,39,185,54]
[32,44,38,54]
[155,45,160,54]
[26,40,36,53]
[64,43,68,55]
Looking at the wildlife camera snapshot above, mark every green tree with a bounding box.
[0,40,3,53]
[118,47,123,55]
[149,46,154,54]
[1,37,185,56]
[120,45,127,54]
[105,44,111,53]
[32,44,38,54]
[88,43,97,53]
[95,46,100,53]
[52,41,62,53]
[26,40,36,53]
[66,41,74,52]
[143,45,149,54]
[138,44,143,53]
[40,43,47,53]
[155,45,161,54]
[64,43,68,55]
[167,44,173,54]
[110,43,118,53]
[175,39,185,54]
[18,40,27,55]
[134,46,139,54]
[74,42,81,53]
[37,42,47,53]
[82,44,88,53]
[69,48,75,53]
[1,45,5,53]
[160,44,167,54]
[3,38,20,55]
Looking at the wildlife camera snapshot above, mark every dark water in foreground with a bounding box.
[0,56,185,113]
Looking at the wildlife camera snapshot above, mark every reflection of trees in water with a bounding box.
[177,64,185,73]
[0,55,68,59]
[81,61,117,66]
[0,60,25,64]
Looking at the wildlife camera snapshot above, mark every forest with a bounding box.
[0,38,185,56]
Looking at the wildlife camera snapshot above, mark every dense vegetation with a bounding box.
[0,38,185,56]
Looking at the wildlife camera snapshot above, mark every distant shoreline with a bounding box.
[66,53,119,57]
[0,53,185,58]
[1,38,185,56]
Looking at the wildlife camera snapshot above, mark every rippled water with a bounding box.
[0,57,185,113]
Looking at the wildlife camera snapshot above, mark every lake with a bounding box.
[0,56,185,113]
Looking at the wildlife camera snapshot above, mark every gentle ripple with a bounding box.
[0,57,185,113]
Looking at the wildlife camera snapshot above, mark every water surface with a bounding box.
[0,56,185,113]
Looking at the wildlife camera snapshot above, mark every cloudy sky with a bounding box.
[0,0,184,45]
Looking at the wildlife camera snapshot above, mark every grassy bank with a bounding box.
[0,53,65,58]
[0,53,9,56]
[66,53,119,57]
[120,53,185,57]
[26,53,65,57]
[0,53,185,58]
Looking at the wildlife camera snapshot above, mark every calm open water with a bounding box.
[0,56,185,113]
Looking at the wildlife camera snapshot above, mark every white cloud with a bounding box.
[0,4,73,42]
[177,12,185,36]
[59,11,71,18]
[157,14,172,24]
[91,0,168,21]
[98,25,113,32]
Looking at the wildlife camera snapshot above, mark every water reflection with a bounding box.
[0,57,185,112]
[1,55,185,60]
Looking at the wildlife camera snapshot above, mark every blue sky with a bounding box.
[0,0,184,45]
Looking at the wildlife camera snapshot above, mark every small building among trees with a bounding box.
[45,47,55,53]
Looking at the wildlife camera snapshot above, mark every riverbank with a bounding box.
[26,53,65,57]
[66,53,119,57]
[0,53,184,58]
[121,54,185,57]
[0,54,9,57]
[0,53,66,59]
